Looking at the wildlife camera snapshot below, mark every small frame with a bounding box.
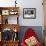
[23,8,36,19]
[2,10,9,15]
[9,10,18,15]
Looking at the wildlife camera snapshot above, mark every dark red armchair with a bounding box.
[21,28,41,46]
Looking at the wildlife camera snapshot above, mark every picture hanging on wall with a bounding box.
[23,8,36,19]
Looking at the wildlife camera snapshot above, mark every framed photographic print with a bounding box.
[2,10,9,15]
[23,8,36,19]
[9,10,18,15]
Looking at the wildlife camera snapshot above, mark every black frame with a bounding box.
[23,8,36,19]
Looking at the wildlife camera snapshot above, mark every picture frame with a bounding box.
[23,8,36,19]
[9,10,18,15]
[2,10,9,15]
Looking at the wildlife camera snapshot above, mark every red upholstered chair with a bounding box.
[21,28,41,46]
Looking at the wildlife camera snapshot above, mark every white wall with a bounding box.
[0,0,44,26]
[18,0,44,26]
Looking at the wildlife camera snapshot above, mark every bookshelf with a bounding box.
[0,7,20,46]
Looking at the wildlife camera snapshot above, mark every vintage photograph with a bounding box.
[23,8,36,19]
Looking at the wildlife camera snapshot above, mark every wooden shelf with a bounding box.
[0,7,19,24]
[0,7,19,9]
[0,24,20,32]
[2,40,19,42]
[0,40,19,46]
[0,7,20,46]
[0,7,19,16]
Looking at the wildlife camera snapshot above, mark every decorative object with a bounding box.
[23,8,36,19]
[9,10,18,15]
[25,36,39,46]
[2,28,13,41]
[13,32,18,41]
[2,16,8,24]
[15,0,17,7]
[2,10,9,15]
[5,18,8,24]
[14,28,17,32]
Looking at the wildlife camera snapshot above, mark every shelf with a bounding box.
[0,7,19,16]
[0,7,19,24]
[0,7,19,10]
[2,40,19,43]
[1,40,19,46]
[0,7,20,46]
[1,15,19,24]
[0,24,20,32]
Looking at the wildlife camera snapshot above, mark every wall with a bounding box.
[0,0,44,26]
[18,0,44,26]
